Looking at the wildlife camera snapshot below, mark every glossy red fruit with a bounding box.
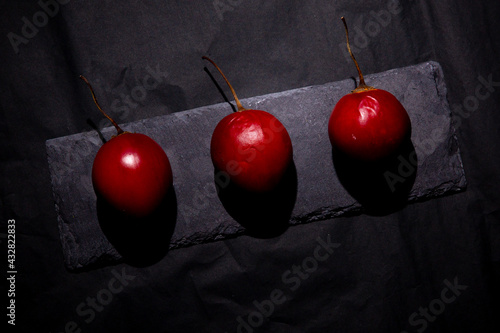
[328,88,411,161]
[328,17,411,161]
[211,109,292,192]
[203,56,293,192]
[80,75,173,218]
[92,132,173,218]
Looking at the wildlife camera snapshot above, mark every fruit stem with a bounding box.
[202,56,246,112]
[79,75,124,135]
[341,17,374,92]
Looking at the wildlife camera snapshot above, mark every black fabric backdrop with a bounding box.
[1,0,500,332]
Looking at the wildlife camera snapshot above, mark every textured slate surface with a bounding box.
[46,61,466,270]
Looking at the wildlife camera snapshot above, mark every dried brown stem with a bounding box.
[80,75,124,135]
[202,56,246,111]
[341,17,374,92]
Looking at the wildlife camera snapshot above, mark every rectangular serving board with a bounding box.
[46,61,466,270]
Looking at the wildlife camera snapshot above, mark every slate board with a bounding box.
[46,61,466,271]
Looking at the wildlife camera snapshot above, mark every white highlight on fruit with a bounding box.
[358,96,379,126]
[121,153,140,168]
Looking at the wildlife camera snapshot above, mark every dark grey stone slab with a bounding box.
[46,61,466,271]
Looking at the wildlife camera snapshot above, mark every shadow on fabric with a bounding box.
[332,138,417,216]
[96,186,177,267]
[214,162,298,238]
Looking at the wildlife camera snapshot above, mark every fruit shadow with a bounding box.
[214,162,298,238]
[96,186,177,267]
[332,138,418,216]
[203,66,237,112]
[87,118,107,143]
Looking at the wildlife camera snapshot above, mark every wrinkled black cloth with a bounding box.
[1,1,499,332]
